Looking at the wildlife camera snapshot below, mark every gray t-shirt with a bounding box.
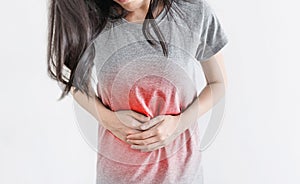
[92,0,228,183]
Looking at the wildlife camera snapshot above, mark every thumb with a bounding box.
[140,115,165,130]
[130,111,150,122]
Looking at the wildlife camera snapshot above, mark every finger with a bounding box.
[140,115,165,130]
[126,129,155,140]
[125,127,142,135]
[128,118,144,128]
[131,141,163,152]
[127,136,159,146]
[142,145,164,152]
[130,111,150,122]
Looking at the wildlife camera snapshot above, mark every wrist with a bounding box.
[175,98,201,134]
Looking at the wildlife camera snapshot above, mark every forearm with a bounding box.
[196,82,226,118]
[70,87,111,129]
[176,82,226,134]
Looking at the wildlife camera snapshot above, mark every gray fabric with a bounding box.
[92,0,228,183]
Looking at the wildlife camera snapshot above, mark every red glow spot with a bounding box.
[129,75,181,118]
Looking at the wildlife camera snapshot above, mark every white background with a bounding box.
[1,0,300,183]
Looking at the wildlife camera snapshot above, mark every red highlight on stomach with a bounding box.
[129,75,182,118]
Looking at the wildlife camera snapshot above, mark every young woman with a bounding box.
[47,0,229,183]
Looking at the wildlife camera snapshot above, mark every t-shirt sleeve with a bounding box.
[195,0,229,63]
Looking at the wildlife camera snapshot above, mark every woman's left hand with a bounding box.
[126,114,183,152]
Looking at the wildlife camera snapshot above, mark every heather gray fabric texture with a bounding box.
[90,0,229,183]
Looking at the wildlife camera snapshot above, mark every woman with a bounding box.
[47,0,229,183]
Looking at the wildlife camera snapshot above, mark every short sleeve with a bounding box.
[195,0,229,63]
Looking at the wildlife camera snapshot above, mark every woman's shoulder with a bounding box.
[171,0,212,29]
[174,0,207,7]
[172,0,214,19]
[174,0,213,12]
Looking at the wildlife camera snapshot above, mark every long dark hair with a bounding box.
[47,0,185,100]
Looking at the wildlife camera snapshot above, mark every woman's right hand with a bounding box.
[101,109,150,143]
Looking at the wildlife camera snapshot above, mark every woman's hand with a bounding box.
[125,98,201,152]
[126,114,183,152]
[102,109,150,143]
